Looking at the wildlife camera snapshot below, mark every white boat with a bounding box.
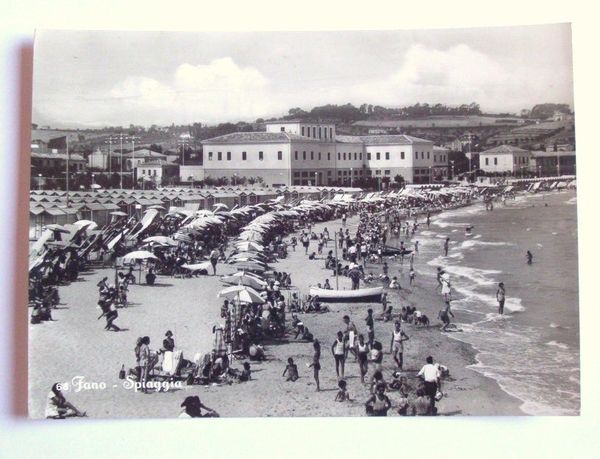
[309,286,384,303]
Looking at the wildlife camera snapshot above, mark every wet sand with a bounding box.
[28,213,523,418]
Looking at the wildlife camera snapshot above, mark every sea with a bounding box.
[410,190,580,415]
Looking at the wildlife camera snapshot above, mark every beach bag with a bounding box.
[119,364,126,380]
[435,390,444,402]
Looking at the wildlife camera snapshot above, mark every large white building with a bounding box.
[479,145,533,174]
[201,120,447,186]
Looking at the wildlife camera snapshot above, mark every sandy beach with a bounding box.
[28,208,527,419]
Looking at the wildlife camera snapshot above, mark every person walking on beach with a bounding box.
[365,308,375,346]
[417,356,441,415]
[496,282,506,315]
[138,336,151,393]
[332,331,346,379]
[390,321,409,370]
[343,315,358,360]
[308,340,321,391]
[209,248,219,276]
[526,250,533,265]
[443,237,450,257]
[302,233,310,254]
[356,334,370,383]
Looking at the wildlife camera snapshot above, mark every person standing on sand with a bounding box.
[443,237,450,256]
[209,248,219,276]
[356,334,370,383]
[526,250,533,265]
[365,308,375,346]
[332,331,346,379]
[496,282,506,315]
[417,356,441,415]
[308,340,321,391]
[390,321,410,370]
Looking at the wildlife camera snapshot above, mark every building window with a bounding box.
[385,170,390,175]
[259,151,264,161]
[294,172,300,177]
[343,153,346,160]
[328,171,332,176]
[278,151,283,160]
[376,170,381,175]
[301,127,305,136]
[227,151,231,160]
[311,151,314,160]
[324,129,328,140]
[338,152,341,160]
[328,152,331,161]
[376,152,381,160]
[242,151,247,160]
[421,152,424,159]
[280,126,285,132]
[427,152,430,159]
[302,171,308,177]
[208,152,213,160]
[367,153,371,160]
[415,152,418,159]
[318,127,322,139]
[485,157,489,166]
[434,155,437,162]
[313,127,316,138]
[359,153,362,160]
[494,157,498,165]
[385,152,390,160]
[329,127,333,139]
[294,151,298,160]
[217,152,222,160]
[318,152,321,160]
[303,151,306,160]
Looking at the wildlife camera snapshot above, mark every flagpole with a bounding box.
[65,136,70,207]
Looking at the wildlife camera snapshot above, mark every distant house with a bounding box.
[135,160,179,186]
[31,151,87,175]
[479,145,533,175]
[531,150,576,176]
[121,149,167,171]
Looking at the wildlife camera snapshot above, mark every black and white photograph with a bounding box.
[27,25,579,420]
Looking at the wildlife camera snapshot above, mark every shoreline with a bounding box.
[29,203,527,418]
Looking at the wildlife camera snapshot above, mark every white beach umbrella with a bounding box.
[217,285,265,304]
[122,250,159,263]
[234,241,264,252]
[73,219,98,231]
[143,236,178,246]
[221,272,267,290]
[213,203,229,210]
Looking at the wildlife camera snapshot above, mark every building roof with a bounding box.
[31,152,86,161]
[122,149,167,159]
[336,134,433,145]
[135,160,178,167]
[481,145,532,155]
[264,119,334,125]
[531,150,576,157]
[202,131,323,145]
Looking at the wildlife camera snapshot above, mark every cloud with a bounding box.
[346,43,568,112]
[38,57,274,126]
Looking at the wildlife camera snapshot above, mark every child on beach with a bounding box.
[409,268,415,286]
[283,358,299,382]
[307,340,321,391]
[335,379,350,402]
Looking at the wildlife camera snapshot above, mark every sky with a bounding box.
[32,24,574,128]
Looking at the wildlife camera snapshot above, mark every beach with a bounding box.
[28,200,541,418]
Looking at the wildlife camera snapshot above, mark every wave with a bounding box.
[459,240,514,250]
[454,286,525,312]
[546,340,569,350]
[565,197,577,205]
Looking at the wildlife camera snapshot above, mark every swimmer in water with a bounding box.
[526,250,533,265]
[465,225,474,236]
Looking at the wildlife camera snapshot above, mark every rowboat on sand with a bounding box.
[308,286,383,303]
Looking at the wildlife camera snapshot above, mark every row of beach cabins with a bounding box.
[29,186,361,239]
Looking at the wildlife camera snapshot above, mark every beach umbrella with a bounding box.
[217,285,265,304]
[181,262,212,273]
[122,250,158,263]
[110,211,127,217]
[213,203,229,210]
[238,232,263,242]
[232,261,268,272]
[221,272,267,290]
[234,241,264,252]
[143,236,178,246]
[148,205,166,210]
[43,224,70,233]
[196,210,214,217]
[73,219,98,231]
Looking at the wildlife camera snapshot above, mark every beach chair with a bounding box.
[152,350,183,381]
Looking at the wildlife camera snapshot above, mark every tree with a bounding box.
[393,174,405,187]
